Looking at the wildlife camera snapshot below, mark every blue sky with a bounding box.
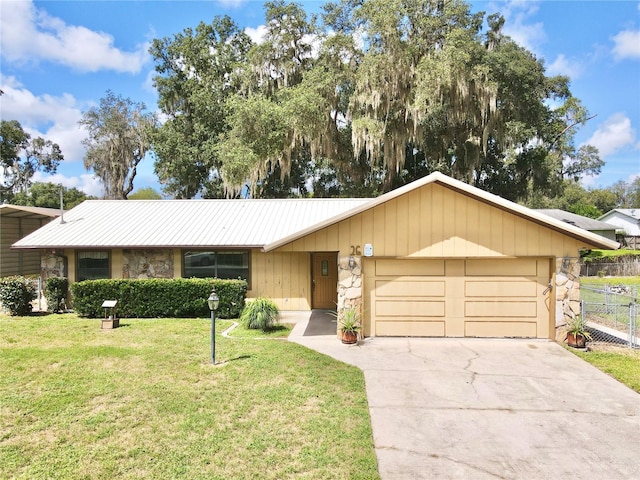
[1,0,638,197]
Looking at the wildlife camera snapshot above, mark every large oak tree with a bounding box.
[150,0,602,201]
[79,91,156,199]
[0,120,63,203]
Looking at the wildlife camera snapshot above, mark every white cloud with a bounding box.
[612,29,640,60]
[245,25,268,45]
[488,0,546,54]
[31,172,104,197]
[0,76,87,163]
[584,113,637,157]
[0,0,148,73]
[217,0,247,7]
[546,54,584,79]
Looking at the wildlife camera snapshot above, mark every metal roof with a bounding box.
[264,172,620,251]
[12,198,370,249]
[535,209,617,232]
[0,204,62,219]
[12,172,620,252]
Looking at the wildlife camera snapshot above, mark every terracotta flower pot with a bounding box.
[341,330,358,345]
[566,332,586,348]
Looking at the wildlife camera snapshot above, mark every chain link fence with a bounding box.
[581,285,638,348]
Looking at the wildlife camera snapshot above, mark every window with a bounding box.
[77,251,110,281]
[183,250,250,284]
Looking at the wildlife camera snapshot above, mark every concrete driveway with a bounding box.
[288,313,640,479]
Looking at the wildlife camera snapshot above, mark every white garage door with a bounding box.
[364,258,552,338]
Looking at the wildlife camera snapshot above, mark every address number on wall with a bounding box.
[350,245,361,255]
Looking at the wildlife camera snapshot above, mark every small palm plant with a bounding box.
[240,297,280,332]
[338,307,361,344]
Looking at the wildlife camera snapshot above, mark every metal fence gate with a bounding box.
[581,285,638,348]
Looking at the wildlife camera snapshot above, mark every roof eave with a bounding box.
[12,243,266,250]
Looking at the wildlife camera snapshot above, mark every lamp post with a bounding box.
[208,287,220,364]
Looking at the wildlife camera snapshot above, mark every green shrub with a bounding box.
[240,297,280,331]
[0,276,37,316]
[45,277,68,313]
[70,278,247,318]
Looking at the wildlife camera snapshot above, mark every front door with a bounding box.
[312,252,338,309]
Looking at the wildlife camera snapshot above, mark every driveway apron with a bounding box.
[289,316,640,479]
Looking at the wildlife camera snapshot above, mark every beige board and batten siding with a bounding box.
[275,184,592,258]
[275,182,604,339]
[248,251,311,310]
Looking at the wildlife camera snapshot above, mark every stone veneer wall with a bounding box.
[41,251,66,281]
[555,256,581,326]
[336,255,362,329]
[122,249,174,279]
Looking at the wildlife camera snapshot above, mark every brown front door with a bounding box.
[312,252,338,309]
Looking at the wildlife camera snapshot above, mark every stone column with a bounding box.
[336,255,362,332]
[41,251,66,281]
[555,257,581,326]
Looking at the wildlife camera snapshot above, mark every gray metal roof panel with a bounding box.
[12,198,370,249]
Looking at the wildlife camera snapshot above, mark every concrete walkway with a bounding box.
[287,311,640,479]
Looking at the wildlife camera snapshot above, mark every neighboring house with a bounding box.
[13,172,618,339]
[536,209,617,241]
[1,204,62,277]
[598,209,640,236]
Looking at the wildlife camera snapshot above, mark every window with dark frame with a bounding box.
[77,251,110,281]
[183,250,250,284]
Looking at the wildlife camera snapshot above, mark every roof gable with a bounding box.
[264,172,619,252]
[599,209,640,221]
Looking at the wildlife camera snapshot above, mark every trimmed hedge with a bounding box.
[45,277,68,313]
[0,276,37,316]
[70,278,247,319]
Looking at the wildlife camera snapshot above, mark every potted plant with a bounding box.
[339,308,361,345]
[565,315,592,348]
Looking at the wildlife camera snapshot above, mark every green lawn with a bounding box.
[569,348,640,394]
[0,314,379,479]
[582,276,640,288]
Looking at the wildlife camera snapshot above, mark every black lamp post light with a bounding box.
[208,287,220,364]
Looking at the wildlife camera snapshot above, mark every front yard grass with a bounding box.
[0,314,379,479]
[569,347,640,394]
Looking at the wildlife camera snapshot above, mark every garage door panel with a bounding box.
[465,321,537,338]
[376,321,445,336]
[376,280,445,297]
[465,300,537,318]
[465,258,537,276]
[376,259,445,276]
[368,258,549,339]
[465,280,537,297]
[376,300,445,317]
